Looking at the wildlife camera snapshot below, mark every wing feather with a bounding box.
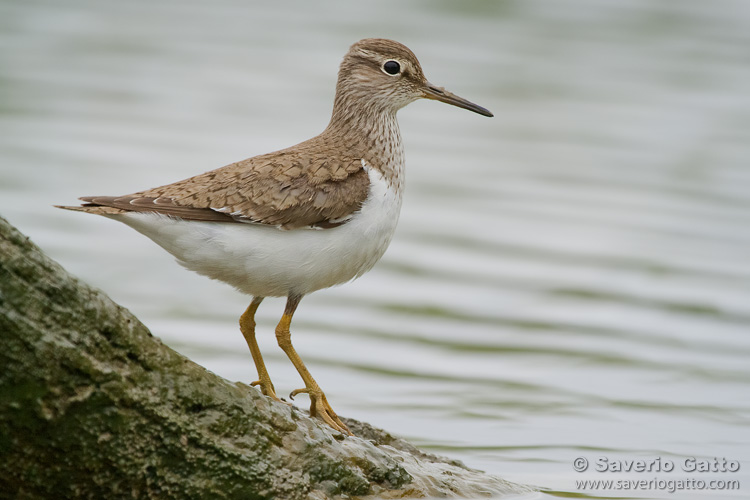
[72,140,371,229]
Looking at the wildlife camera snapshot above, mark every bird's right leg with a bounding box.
[275,294,352,435]
[239,296,282,402]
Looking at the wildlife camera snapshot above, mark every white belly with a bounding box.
[112,165,402,297]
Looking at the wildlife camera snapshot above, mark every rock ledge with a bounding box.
[0,216,529,499]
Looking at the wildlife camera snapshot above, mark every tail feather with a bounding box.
[56,195,238,222]
[54,204,129,216]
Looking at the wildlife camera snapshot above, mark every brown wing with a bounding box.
[68,141,371,230]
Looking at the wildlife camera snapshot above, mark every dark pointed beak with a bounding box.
[422,83,493,117]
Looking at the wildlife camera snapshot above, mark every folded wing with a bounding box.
[65,144,371,230]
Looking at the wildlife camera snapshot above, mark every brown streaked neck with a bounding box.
[322,89,405,189]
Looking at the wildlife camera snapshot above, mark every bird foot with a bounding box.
[290,387,352,435]
[251,379,290,405]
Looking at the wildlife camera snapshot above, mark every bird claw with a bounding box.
[288,387,309,400]
[290,387,352,435]
[251,379,290,405]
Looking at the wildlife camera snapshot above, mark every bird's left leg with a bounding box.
[239,296,283,402]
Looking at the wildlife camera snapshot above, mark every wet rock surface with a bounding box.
[0,215,530,499]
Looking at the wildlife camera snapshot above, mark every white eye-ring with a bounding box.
[382,60,401,76]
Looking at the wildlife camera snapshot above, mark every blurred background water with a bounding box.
[1,0,749,498]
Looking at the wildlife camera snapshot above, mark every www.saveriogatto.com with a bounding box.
[571,456,741,494]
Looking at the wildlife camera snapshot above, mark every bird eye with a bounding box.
[382,60,401,75]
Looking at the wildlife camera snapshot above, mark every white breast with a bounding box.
[114,163,403,297]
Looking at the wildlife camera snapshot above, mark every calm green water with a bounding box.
[2,0,749,498]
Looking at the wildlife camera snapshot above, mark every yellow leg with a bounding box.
[239,296,283,402]
[276,295,352,435]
